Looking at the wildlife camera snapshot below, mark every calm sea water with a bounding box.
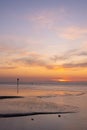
[0,83,87,130]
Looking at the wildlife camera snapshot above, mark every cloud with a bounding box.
[16,57,45,67]
[56,26,87,40]
[14,52,49,68]
[50,48,87,70]
[62,62,87,68]
[0,35,43,60]
[51,48,87,62]
[0,35,27,55]
[51,55,69,62]
[26,9,87,40]
[0,66,17,69]
[14,51,87,70]
[0,35,41,51]
[13,51,57,70]
[0,34,87,70]
[27,7,67,29]
[77,52,87,56]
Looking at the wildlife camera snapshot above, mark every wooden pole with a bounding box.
[17,78,19,94]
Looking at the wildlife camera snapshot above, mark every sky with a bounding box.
[0,0,87,83]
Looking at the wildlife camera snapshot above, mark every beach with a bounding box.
[0,83,87,130]
[1,0,87,129]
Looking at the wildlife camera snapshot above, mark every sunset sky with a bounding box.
[0,0,87,83]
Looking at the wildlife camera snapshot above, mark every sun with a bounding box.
[58,79,68,82]
[52,78,70,82]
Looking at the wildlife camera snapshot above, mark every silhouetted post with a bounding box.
[17,78,19,94]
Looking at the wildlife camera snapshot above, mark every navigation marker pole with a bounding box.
[17,78,19,94]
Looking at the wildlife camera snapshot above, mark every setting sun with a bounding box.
[52,78,70,82]
[58,79,69,82]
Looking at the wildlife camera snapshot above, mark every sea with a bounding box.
[0,82,87,130]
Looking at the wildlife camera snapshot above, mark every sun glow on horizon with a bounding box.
[52,78,70,82]
[58,79,70,82]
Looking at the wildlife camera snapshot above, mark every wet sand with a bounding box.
[0,95,77,118]
[0,84,87,130]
